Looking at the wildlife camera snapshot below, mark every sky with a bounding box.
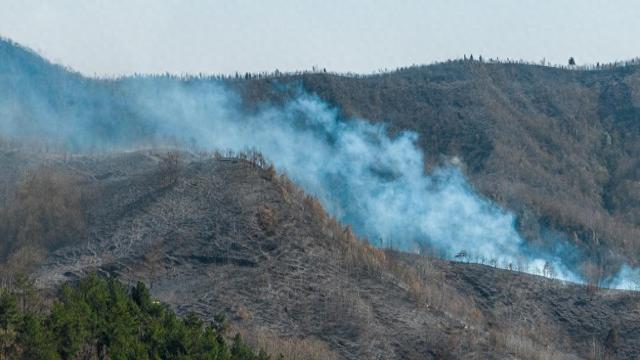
[0,0,639,76]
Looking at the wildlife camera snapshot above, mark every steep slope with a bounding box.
[1,149,637,359]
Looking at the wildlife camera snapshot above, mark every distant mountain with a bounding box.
[233,60,640,275]
[0,38,154,149]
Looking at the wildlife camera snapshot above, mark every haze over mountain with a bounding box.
[2,37,640,358]
[3,37,640,283]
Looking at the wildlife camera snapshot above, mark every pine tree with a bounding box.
[16,314,57,360]
[0,292,18,359]
[0,275,262,359]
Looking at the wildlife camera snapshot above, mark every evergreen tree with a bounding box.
[0,291,18,358]
[0,274,264,359]
[16,314,57,360]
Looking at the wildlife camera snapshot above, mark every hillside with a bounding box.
[3,38,640,358]
[0,148,638,359]
[3,37,640,276]
[232,62,640,275]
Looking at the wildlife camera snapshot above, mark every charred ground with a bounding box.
[231,61,640,275]
[0,148,638,359]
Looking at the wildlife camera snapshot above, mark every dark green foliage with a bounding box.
[17,314,57,360]
[0,291,19,357]
[0,274,264,359]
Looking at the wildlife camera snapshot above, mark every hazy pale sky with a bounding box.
[0,0,638,76]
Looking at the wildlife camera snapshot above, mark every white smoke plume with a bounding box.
[117,82,583,282]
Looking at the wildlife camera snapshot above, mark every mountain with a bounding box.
[2,38,640,358]
[4,37,640,275]
[1,149,638,359]
[232,61,640,276]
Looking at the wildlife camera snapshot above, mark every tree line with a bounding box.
[103,55,640,83]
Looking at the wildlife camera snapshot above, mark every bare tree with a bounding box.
[543,261,556,279]
[158,151,181,187]
[0,167,85,261]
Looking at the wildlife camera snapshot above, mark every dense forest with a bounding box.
[0,274,265,359]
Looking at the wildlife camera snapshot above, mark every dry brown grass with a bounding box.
[257,205,278,236]
[291,181,489,334]
[489,329,576,360]
[277,176,489,327]
[231,325,338,360]
[158,151,182,187]
[0,246,47,289]
[0,166,87,261]
[235,304,254,322]
[321,286,374,330]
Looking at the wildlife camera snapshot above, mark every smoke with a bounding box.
[1,43,636,287]
[120,82,589,282]
[0,71,583,282]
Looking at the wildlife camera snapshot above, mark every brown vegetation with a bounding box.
[158,151,182,187]
[257,205,278,236]
[0,166,86,263]
[232,325,338,360]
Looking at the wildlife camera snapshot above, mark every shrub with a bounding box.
[0,167,86,261]
[257,205,278,236]
[158,151,182,187]
[232,325,337,360]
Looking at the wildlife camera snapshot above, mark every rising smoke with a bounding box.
[1,40,636,288]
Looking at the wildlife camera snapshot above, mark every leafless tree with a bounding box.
[158,151,181,187]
